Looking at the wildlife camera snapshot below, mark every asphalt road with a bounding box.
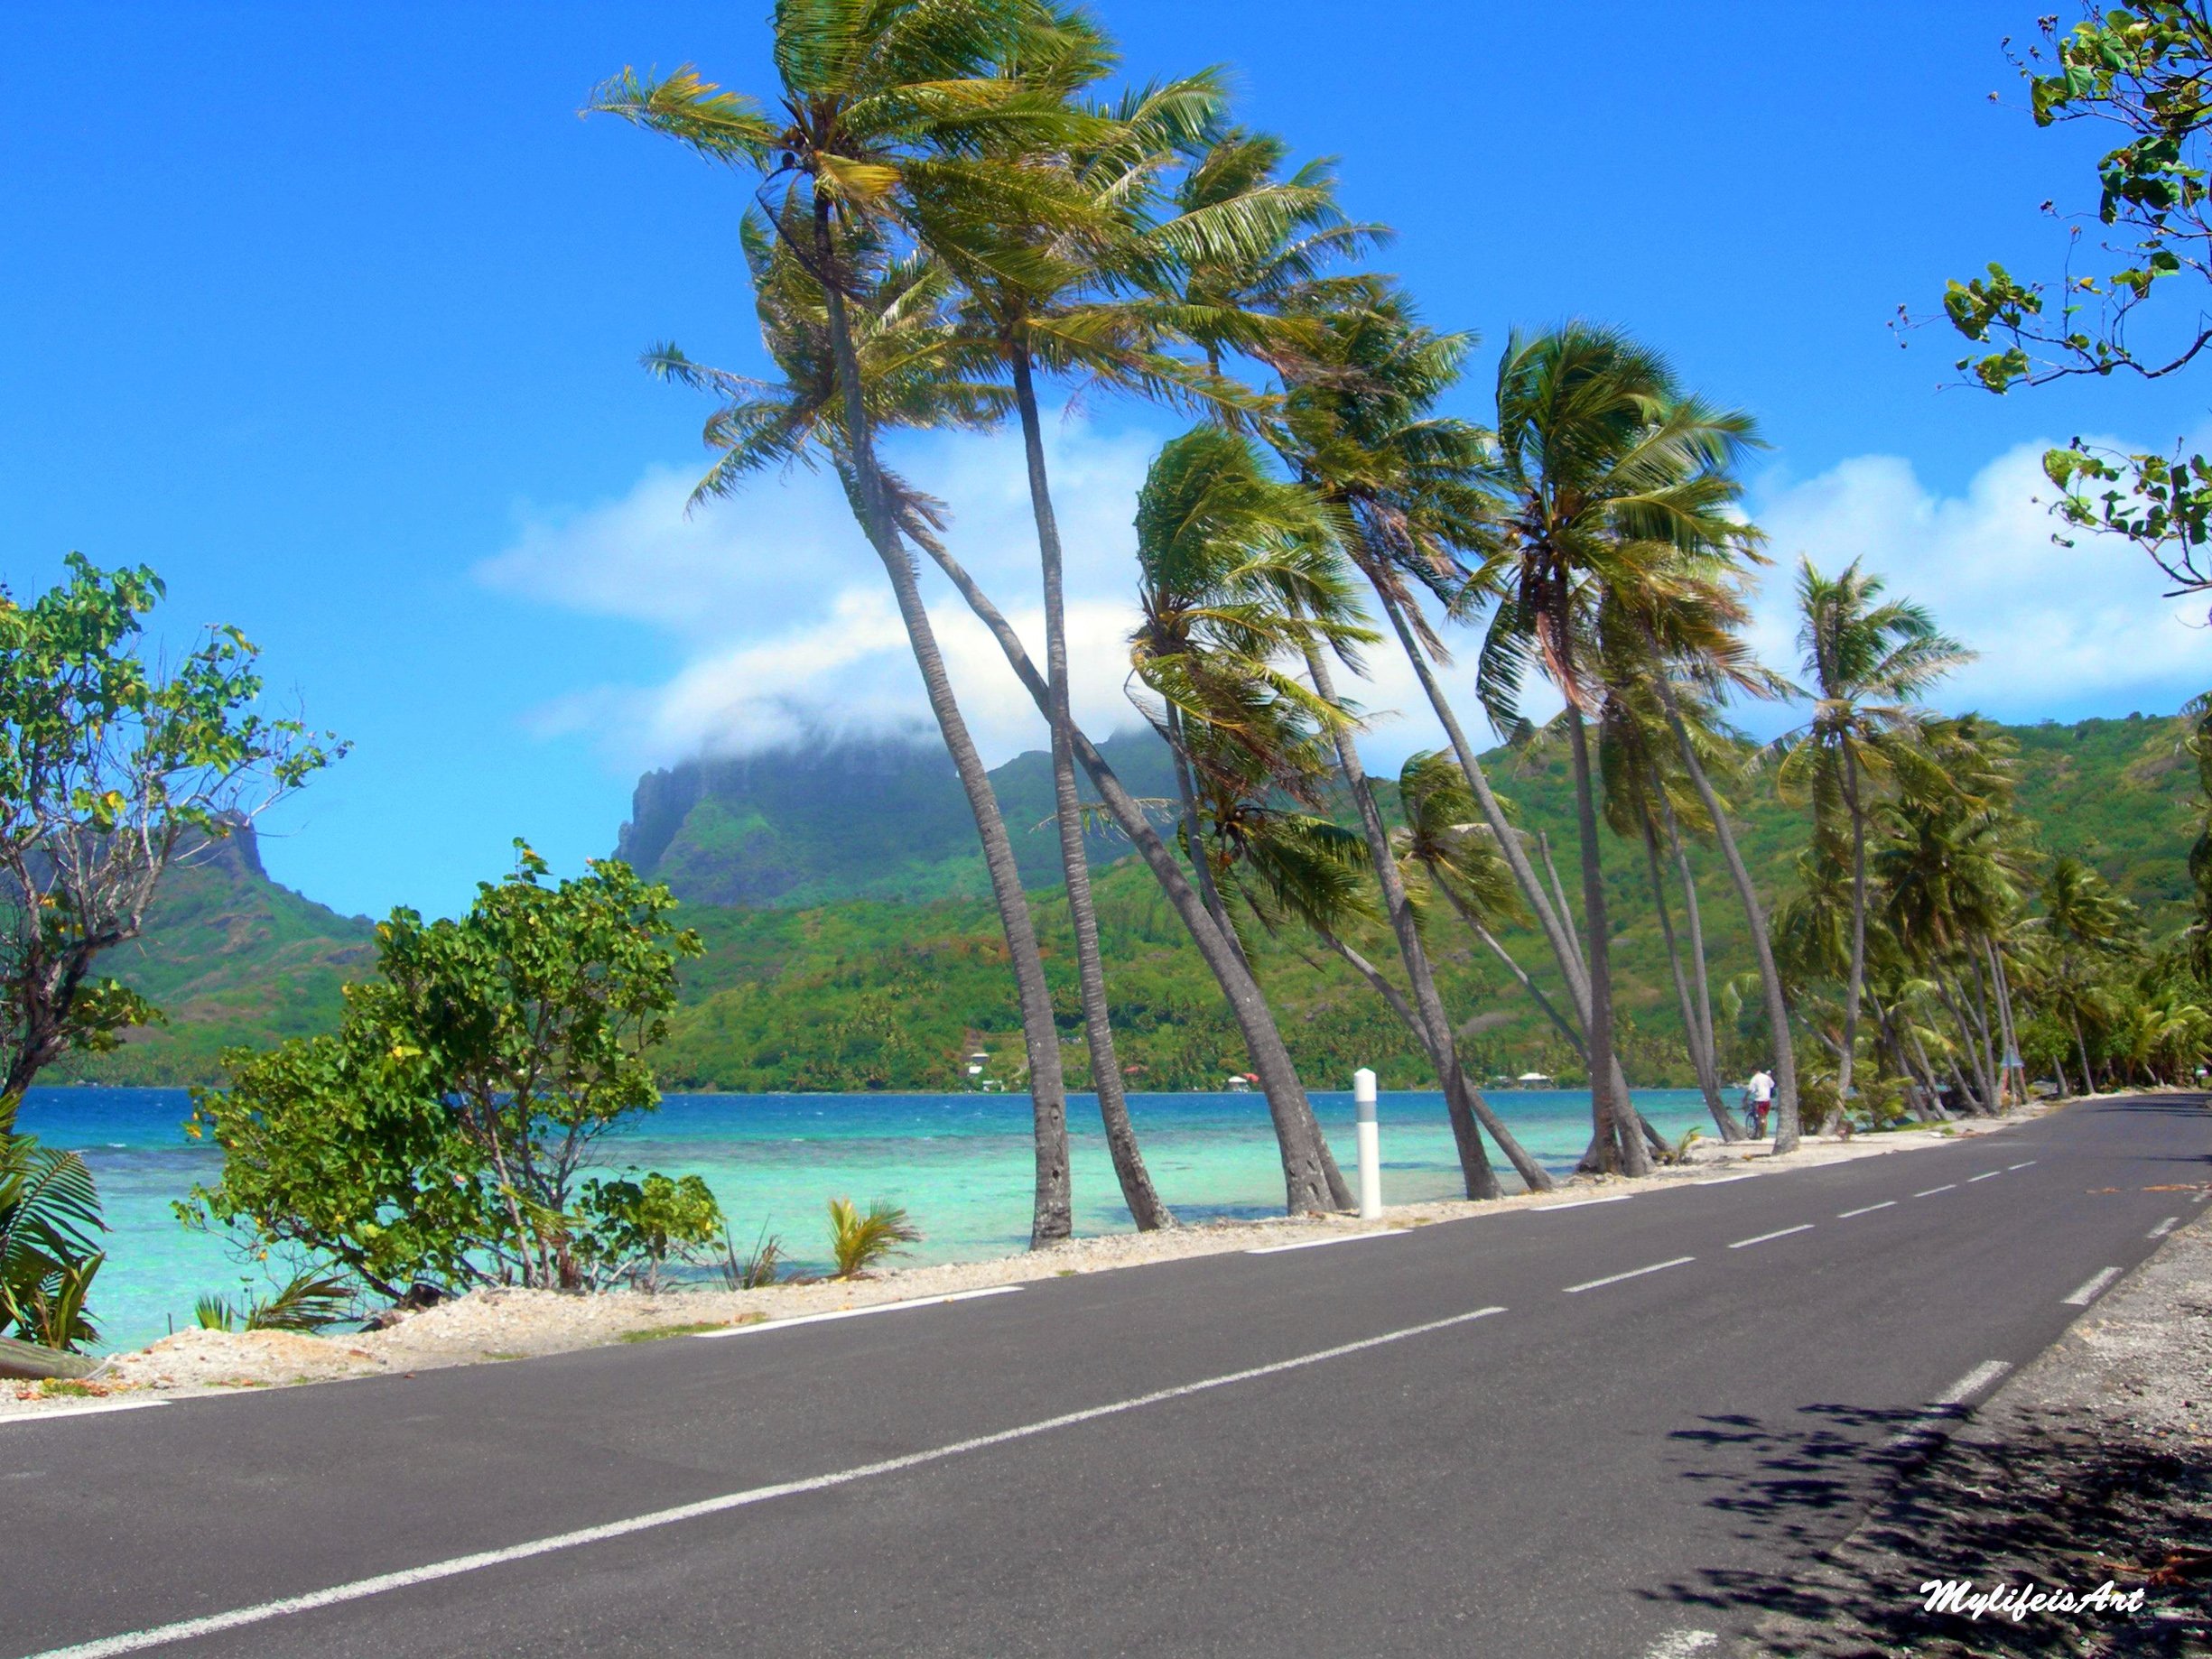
[6,1094,2207,1658]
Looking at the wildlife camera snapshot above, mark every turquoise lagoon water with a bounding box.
[16,1084,1712,1355]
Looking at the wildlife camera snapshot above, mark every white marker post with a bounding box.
[1354,1067,1381,1220]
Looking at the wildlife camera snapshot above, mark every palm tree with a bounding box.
[1473,326,1763,1172]
[1124,425,1381,1210]
[1594,672,1747,1139]
[2040,855,2142,1091]
[590,5,1100,1247]
[1776,560,1971,1114]
[652,212,1190,1232]
[1874,718,2026,1111]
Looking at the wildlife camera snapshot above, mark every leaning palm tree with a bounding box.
[645,217,1182,1231]
[2040,855,2142,1091]
[1126,425,1376,1210]
[590,5,1101,1247]
[1472,326,1766,1172]
[1775,559,1971,1114]
[1594,670,1747,1140]
[1270,289,1667,1163]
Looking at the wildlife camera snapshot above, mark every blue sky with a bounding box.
[3,2,2205,919]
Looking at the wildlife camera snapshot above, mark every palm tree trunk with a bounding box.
[1371,586,1592,1022]
[1438,885,1585,1059]
[1905,1022,1954,1118]
[1985,936,2025,1108]
[1163,703,1241,956]
[1313,933,1553,1194]
[2072,1011,2096,1097]
[812,209,1070,1245]
[912,526,1350,1212]
[1315,932,1500,1199]
[1306,644,1550,1194]
[1661,797,1725,1110]
[1641,817,1742,1139]
[1008,350,1172,1231]
[1936,976,1995,1113]
[1965,952,2005,1108]
[1538,832,1582,965]
[1564,707,1649,1175]
[1840,748,1868,1111]
[1644,657,1802,1154]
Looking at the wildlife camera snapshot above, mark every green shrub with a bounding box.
[827,1198,921,1281]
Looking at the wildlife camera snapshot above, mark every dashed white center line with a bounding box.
[1914,1184,1957,1198]
[1967,1171,2002,1182]
[2008,1161,2037,1171]
[1562,1256,1694,1294]
[20,1304,1512,1659]
[2062,1266,2123,1307]
[1529,1195,1634,1211]
[1246,1229,1405,1256]
[695,1284,1020,1338]
[1727,1224,1814,1250]
[1837,1201,1897,1219]
[2149,1216,2181,1239]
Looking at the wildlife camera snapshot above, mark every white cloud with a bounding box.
[485,420,2204,783]
[479,421,1176,769]
[1747,440,2207,728]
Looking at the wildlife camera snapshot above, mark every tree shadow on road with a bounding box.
[1641,1404,2210,1655]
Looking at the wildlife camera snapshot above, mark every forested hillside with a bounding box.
[60,710,2199,1091]
[54,828,374,1086]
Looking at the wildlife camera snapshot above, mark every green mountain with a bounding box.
[54,826,375,1086]
[56,710,2206,1091]
[616,728,1180,905]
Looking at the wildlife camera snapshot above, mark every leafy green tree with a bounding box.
[0,554,343,1102]
[1776,560,1971,1110]
[578,1173,725,1293]
[0,554,341,1356]
[590,1,1095,1247]
[185,848,706,1300]
[1943,4,2212,613]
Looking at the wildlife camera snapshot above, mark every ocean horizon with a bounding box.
[15,1083,1715,1354]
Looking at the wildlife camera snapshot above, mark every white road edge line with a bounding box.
[1690,1175,1755,1187]
[1883,1359,2012,1451]
[19,1306,1511,1659]
[1966,1171,2002,1182]
[1529,1195,1635,1211]
[1914,1184,1957,1198]
[2150,1216,2181,1239]
[0,1398,166,1428]
[695,1284,1020,1338]
[1562,1256,1694,1294]
[2062,1266,2124,1308]
[1837,1201,1897,1219]
[1246,1229,1405,1256]
[1727,1224,1815,1250]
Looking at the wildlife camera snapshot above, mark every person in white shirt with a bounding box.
[1744,1069,1776,1138]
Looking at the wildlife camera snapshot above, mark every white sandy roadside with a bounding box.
[0,1094,2084,1417]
